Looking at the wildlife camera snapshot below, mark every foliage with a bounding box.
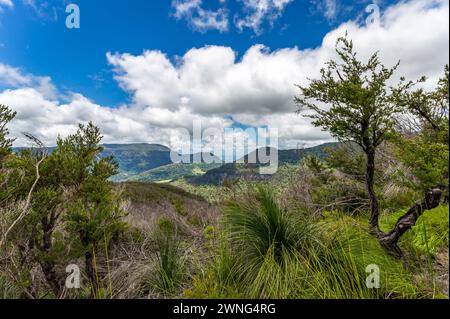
[0,104,16,162]
[295,35,411,231]
[295,36,402,151]
[391,66,449,193]
[221,186,322,297]
[324,143,366,178]
[63,124,127,254]
[126,162,223,183]
[1,121,126,297]
[306,212,425,298]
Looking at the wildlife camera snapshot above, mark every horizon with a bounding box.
[12,139,337,164]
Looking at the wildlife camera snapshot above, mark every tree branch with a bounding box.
[379,188,443,257]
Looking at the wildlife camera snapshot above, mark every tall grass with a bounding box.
[221,186,321,298]
[303,213,422,298]
[190,187,438,299]
[149,217,185,295]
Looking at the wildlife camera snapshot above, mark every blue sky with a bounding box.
[0,0,448,149]
[0,0,391,107]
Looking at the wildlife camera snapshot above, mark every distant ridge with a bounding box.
[188,142,338,185]
[12,142,338,184]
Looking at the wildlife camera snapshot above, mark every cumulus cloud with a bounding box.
[234,0,293,34]
[172,0,229,33]
[0,87,232,148]
[1,0,449,150]
[107,43,332,118]
[0,64,30,86]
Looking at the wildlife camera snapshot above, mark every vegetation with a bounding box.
[296,35,448,257]
[0,38,448,299]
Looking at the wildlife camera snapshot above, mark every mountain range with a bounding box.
[13,142,337,184]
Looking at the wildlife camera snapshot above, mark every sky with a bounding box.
[0,0,449,152]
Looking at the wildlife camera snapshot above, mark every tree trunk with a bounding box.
[365,148,380,233]
[39,217,63,298]
[379,188,442,257]
[85,250,99,296]
[40,261,63,297]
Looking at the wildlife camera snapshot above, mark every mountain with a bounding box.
[12,143,224,182]
[13,143,175,181]
[12,142,338,184]
[188,143,338,185]
[123,153,223,183]
[99,144,174,181]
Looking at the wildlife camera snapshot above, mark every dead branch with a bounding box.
[0,134,47,249]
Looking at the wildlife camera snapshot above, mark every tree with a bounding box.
[295,36,445,256]
[60,122,126,297]
[0,105,15,201]
[2,121,126,297]
[295,36,401,234]
[378,67,449,256]
[391,66,448,195]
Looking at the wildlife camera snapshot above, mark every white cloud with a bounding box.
[0,63,57,98]
[107,44,329,117]
[0,64,31,86]
[172,0,229,33]
[0,87,232,147]
[324,0,338,20]
[0,0,13,8]
[310,0,339,22]
[235,0,293,34]
[171,0,293,34]
[108,0,449,126]
[1,0,449,150]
